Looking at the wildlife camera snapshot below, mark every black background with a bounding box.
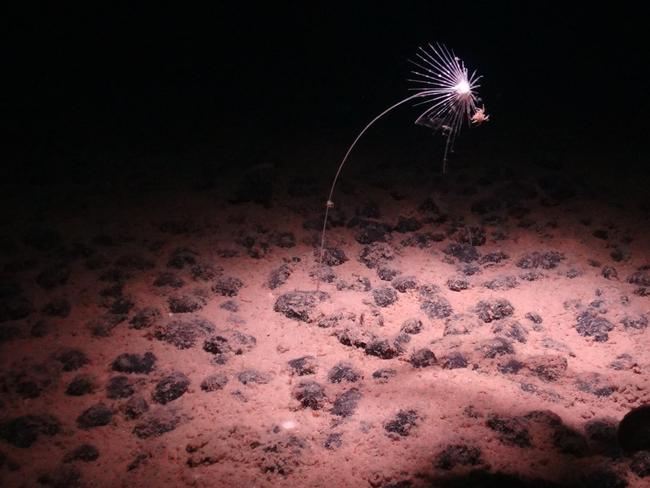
[4,2,647,182]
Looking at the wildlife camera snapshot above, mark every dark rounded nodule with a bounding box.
[618,405,650,453]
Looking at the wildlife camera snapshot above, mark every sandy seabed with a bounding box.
[1,153,649,487]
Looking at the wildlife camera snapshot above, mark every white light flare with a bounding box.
[454,80,471,96]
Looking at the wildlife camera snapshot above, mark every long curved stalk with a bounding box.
[316,93,423,288]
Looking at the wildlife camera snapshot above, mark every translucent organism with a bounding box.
[317,43,487,281]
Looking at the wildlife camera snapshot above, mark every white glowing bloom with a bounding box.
[408,43,483,168]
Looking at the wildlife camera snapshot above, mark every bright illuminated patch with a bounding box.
[281,420,296,430]
[454,80,471,95]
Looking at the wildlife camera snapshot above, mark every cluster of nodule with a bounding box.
[1,139,649,487]
[0,221,291,482]
[292,154,647,484]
